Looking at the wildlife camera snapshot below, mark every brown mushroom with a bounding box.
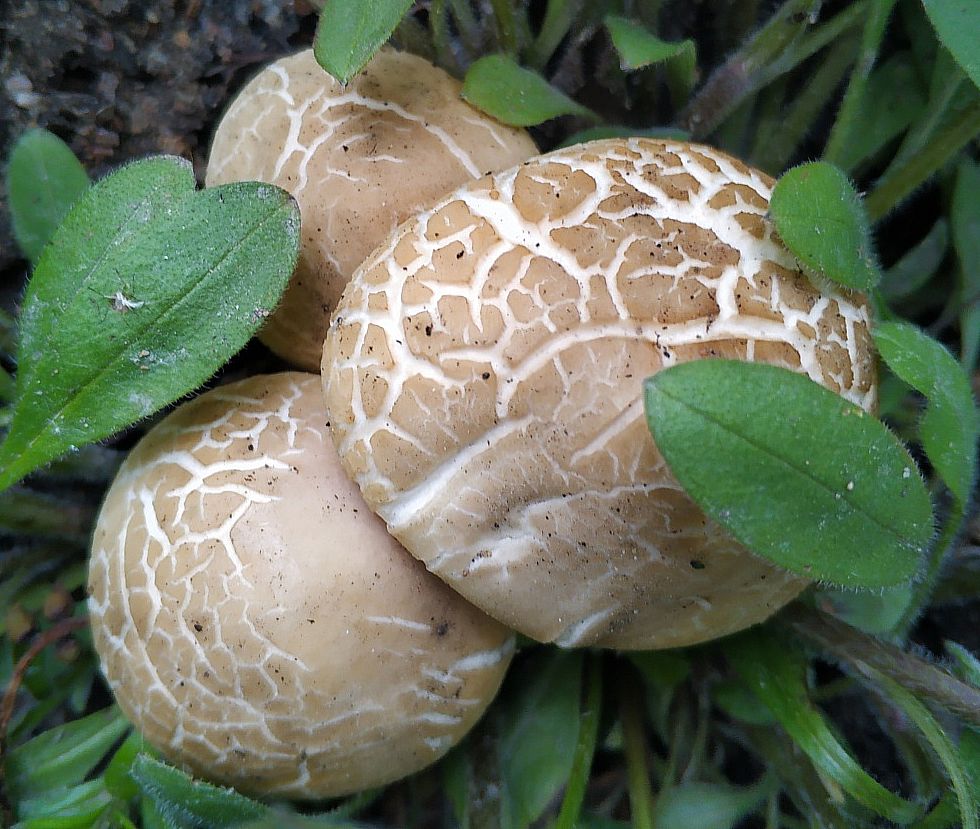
[87,372,514,799]
[205,48,538,371]
[322,138,877,650]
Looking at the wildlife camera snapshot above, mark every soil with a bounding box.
[0,0,319,280]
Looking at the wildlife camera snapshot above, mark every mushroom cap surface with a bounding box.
[205,48,538,371]
[88,372,514,799]
[322,138,877,650]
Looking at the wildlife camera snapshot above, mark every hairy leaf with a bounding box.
[644,361,932,587]
[314,0,414,84]
[6,128,90,262]
[604,15,695,70]
[462,55,597,126]
[0,156,299,491]
[770,162,881,290]
[874,321,978,505]
[922,0,980,89]
[130,754,267,828]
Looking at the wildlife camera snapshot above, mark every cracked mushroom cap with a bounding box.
[205,48,538,371]
[87,372,514,799]
[322,138,877,650]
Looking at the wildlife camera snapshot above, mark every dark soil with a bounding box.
[1,0,319,279]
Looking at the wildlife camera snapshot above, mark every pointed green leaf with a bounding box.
[130,754,267,828]
[16,780,113,826]
[922,0,980,89]
[6,707,129,800]
[604,15,695,71]
[313,0,414,84]
[770,162,881,291]
[953,160,980,369]
[462,55,597,127]
[644,360,932,587]
[6,128,90,262]
[871,670,977,829]
[0,155,299,491]
[727,629,923,824]
[874,321,978,505]
[653,779,772,829]
[498,651,583,828]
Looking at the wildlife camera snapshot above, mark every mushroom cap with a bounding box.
[87,372,514,799]
[322,138,877,650]
[205,48,538,371]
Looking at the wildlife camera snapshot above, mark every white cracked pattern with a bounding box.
[88,373,514,799]
[206,48,537,371]
[323,138,878,650]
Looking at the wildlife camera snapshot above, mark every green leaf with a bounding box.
[946,641,980,686]
[881,219,948,302]
[15,780,112,827]
[461,55,597,127]
[6,707,129,800]
[653,779,771,829]
[604,15,695,71]
[129,754,267,828]
[712,680,776,726]
[0,156,299,492]
[871,670,978,829]
[727,628,923,824]
[874,321,978,506]
[833,54,927,173]
[770,162,881,291]
[103,731,143,802]
[814,585,914,634]
[953,160,980,369]
[497,650,583,828]
[6,128,90,262]
[922,0,980,89]
[313,0,413,84]
[554,654,603,829]
[644,360,932,587]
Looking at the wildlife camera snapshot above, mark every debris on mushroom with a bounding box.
[205,48,538,371]
[87,372,514,799]
[322,138,877,651]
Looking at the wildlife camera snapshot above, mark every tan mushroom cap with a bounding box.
[322,138,878,650]
[205,48,538,371]
[88,373,514,799]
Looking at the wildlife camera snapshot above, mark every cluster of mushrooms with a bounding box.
[87,47,877,799]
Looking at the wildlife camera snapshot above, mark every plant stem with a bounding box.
[554,652,603,829]
[619,667,655,829]
[677,0,867,137]
[490,0,518,54]
[527,0,581,71]
[865,103,980,220]
[785,604,980,728]
[822,0,897,166]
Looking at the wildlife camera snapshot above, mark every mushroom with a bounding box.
[322,138,877,650]
[205,48,538,371]
[87,372,514,799]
